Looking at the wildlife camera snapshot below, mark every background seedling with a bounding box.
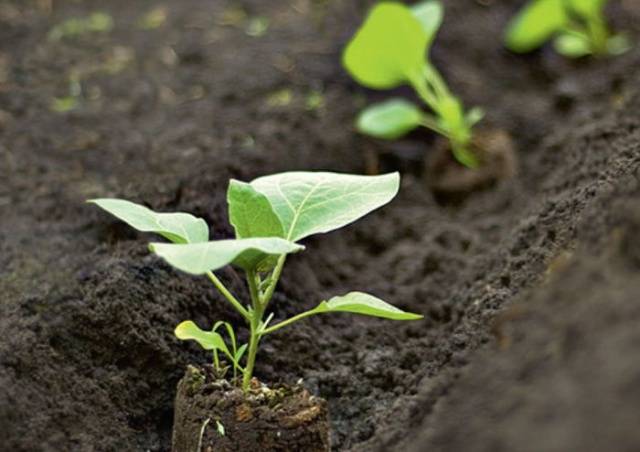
[90,172,422,392]
[505,0,631,58]
[343,1,484,168]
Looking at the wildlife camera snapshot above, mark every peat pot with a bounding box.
[172,365,330,452]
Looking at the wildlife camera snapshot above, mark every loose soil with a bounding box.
[1,0,639,451]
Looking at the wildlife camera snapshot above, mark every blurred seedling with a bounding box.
[505,0,631,58]
[343,1,484,168]
[48,12,113,41]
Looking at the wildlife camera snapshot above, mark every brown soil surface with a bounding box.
[1,0,639,451]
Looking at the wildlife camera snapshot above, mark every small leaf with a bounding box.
[411,0,443,46]
[343,3,428,89]
[357,99,424,140]
[227,180,284,239]
[234,344,248,363]
[216,420,226,437]
[554,33,592,57]
[315,292,422,320]
[505,0,567,53]
[175,321,230,354]
[606,33,632,56]
[465,107,485,127]
[250,172,400,242]
[149,238,304,274]
[89,198,209,244]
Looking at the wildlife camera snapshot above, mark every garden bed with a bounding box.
[1,0,640,450]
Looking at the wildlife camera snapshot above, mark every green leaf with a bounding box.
[505,0,567,53]
[149,238,304,274]
[554,33,592,57]
[606,33,632,55]
[89,198,209,244]
[315,292,423,320]
[465,107,485,127]
[175,320,230,354]
[249,172,400,242]
[235,344,248,363]
[227,180,284,238]
[411,0,443,47]
[567,0,606,18]
[342,2,428,89]
[357,99,424,140]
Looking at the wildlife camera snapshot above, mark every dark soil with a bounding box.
[1,0,639,451]
[172,366,329,452]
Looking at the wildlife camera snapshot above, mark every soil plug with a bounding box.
[505,0,631,58]
[89,171,421,451]
[343,1,517,197]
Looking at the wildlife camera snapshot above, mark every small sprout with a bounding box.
[505,0,631,58]
[51,76,82,113]
[245,17,269,37]
[266,88,293,108]
[216,420,225,437]
[90,172,422,392]
[138,7,167,30]
[305,89,325,111]
[50,96,79,113]
[48,12,114,41]
[343,1,483,168]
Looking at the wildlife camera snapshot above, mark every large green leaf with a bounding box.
[89,198,208,244]
[315,292,422,320]
[505,0,567,53]
[227,180,284,238]
[357,99,424,140]
[342,2,428,89]
[175,320,230,353]
[411,0,443,47]
[149,238,304,274]
[249,172,400,242]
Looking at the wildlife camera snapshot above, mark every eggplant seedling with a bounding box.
[505,0,631,58]
[90,171,421,392]
[343,1,484,168]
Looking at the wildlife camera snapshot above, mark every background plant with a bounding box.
[343,1,484,168]
[505,0,631,58]
[90,172,422,392]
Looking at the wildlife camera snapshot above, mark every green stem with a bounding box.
[242,269,264,391]
[206,271,250,322]
[259,255,287,307]
[260,308,320,336]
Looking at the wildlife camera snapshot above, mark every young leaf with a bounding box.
[175,320,230,354]
[554,33,592,57]
[314,292,423,320]
[357,99,424,140]
[465,107,485,127]
[606,33,632,55]
[149,238,304,274]
[227,180,284,239]
[249,172,400,242]
[342,2,428,89]
[505,0,567,53]
[410,0,443,46]
[89,198,208,244]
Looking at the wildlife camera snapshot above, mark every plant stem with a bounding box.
[260,308,320,336]
[242,269,264,391]
[206,271,250,322]
[259,255,287,307]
